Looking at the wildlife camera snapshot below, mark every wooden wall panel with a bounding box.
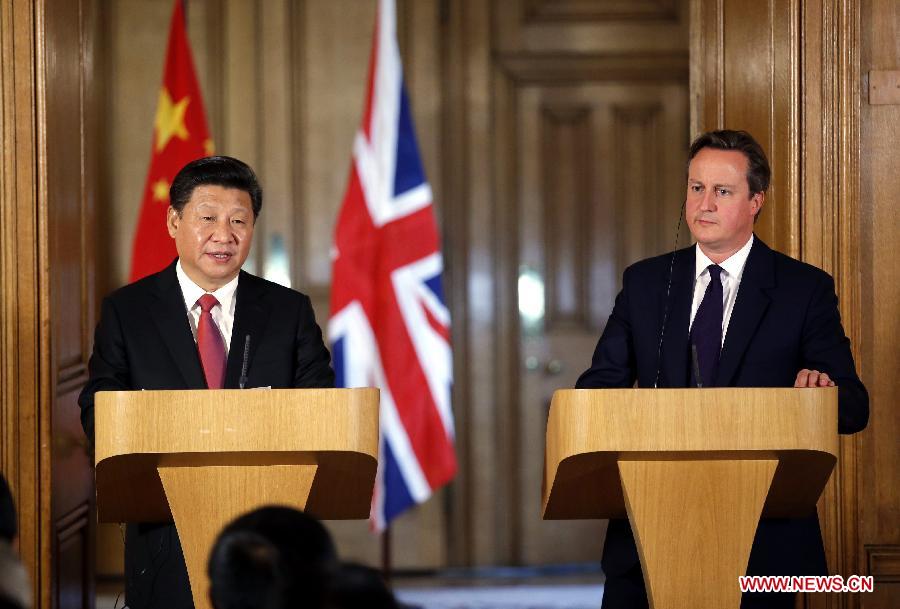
[56,504,92,609]
[691,0,800,258]
[799,3,865,608]
[45,0,99,606]
[542,106,592,330]
[0,1,45,604]
[2,0,100,606]
[524,0,680,22]
[695,1,900,607]
[612,104,664,271]
[497,0,687,53]
[858,0,900,605]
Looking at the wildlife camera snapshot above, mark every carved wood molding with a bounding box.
[866,545,900,584]
[0,0,50,606]
[800,4,862,609]
[55,502,90,542]
[496,52,689,84]
[524,0,680,23]
[541,104,593,332]
[492,65,524,564]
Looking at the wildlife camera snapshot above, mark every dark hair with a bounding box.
[326,562,400,609]
[688,130,771,195]
[0,475,15,543]
[169,156,263,218]
[208,506,338,609]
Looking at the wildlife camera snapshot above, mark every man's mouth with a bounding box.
[206,252,234,261]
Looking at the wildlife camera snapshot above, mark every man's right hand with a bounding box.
[794,368,835,387]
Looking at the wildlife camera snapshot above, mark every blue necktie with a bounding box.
[690,265,723,388]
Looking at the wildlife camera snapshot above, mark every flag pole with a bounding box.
[381,525,392,583]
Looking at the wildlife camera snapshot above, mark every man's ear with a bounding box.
[750,191,765,217]
[166,206,179,238]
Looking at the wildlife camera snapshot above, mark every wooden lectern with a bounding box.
[543,388,838,609]
[95,388,379,609]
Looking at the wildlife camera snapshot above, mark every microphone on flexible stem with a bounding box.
[239,334,250,389]
[691,343,703,388]
[653,198,687,388]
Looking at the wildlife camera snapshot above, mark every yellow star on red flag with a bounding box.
[154,88,190,152]
[152,178,170,203]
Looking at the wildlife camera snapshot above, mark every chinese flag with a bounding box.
[129,0,213,282]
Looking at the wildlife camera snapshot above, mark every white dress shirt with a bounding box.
[175,260,239,356]
[688,234,754,346]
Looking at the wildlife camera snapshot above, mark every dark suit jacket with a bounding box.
[78,260,335,609]
[576,238,868,593]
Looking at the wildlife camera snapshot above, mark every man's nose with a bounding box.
[699,190,716,211]
[210,219,235,242]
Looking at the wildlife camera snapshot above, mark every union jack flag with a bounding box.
[328,0,456,531]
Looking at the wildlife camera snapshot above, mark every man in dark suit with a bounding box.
[577,130,869,609]
[78,156,334,609]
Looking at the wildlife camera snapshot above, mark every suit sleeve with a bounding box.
[576,266,638,389]
[292,294,336,388]
[78,297,132,442]
[801,273,869,434]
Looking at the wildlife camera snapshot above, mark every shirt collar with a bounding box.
[694,233,754,280]
[175,259,240,312]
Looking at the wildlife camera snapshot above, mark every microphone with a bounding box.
[239,334,250,389]
[653,199,687,388]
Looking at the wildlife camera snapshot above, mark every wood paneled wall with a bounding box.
[691,0,800,256]
[3,2,896,604]
[1,1,46,604]
[859,1,900,606]
[694,0,900,607]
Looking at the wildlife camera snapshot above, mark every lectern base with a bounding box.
[159,464,319,609]
[619,458,777,609]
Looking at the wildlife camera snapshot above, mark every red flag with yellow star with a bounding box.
[129,0,214,282]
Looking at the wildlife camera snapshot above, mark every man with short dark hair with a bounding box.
[79,156,335,609]
[207,506,338,609]
[577,130,868,608]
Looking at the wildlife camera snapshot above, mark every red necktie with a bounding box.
[196,294,226,389]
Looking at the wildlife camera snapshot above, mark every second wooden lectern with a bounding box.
[95,388,379,609]
[543,388,838,609]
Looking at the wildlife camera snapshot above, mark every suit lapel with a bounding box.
[715,237,775,387]
[659,246,694,387]
[148,261,207,388]
[224,271,271,388]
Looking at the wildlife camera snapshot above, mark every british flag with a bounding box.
[328,0,456,531]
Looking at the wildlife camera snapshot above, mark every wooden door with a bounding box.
[444,0,690,565]
[513,84,689,564]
